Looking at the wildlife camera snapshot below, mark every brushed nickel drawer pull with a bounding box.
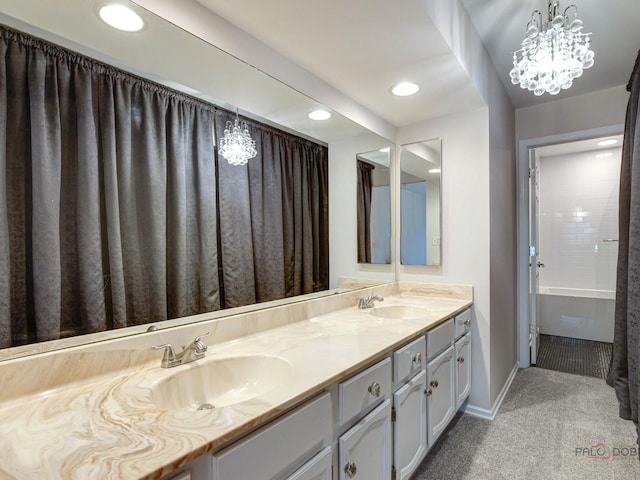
[368,382,381,397]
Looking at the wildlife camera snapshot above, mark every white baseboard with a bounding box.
[461,362,519,420]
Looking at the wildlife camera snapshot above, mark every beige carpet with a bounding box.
[411,367,639,480]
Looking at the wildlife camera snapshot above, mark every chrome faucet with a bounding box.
[152,332,211,368]
[358,293,384,309]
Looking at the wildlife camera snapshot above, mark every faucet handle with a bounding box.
[194,332,211,343]
[193,332,211,355]
[152,344,177,367]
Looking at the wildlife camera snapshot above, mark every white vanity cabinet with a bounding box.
[211,393,332,480]
[423,317,456,447]
[426,345,456,447]
[338,399,392,480]
[338,358,391,425]
[337,357,393,480]
[455,332,472,408]
[454,308,472,339]
[392,369,428,480]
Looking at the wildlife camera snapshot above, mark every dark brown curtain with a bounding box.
[357,160,374,263]
[0,27,219,347]
[214,109,329,308]
[607,49,640,452]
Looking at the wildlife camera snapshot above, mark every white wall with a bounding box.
[421,0,517,413]
[397,107,492,410]
[516,86,628,141]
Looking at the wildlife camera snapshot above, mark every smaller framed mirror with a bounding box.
[400,139,441,266]
[356,148,392,264]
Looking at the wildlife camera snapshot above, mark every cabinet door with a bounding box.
[455,332,472,408]
[339,399,392,480]
[285,446,332,480]
[393,369,427,480]
[426,346,455,447]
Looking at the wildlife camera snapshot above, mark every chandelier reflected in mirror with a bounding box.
[509,1,594,96]
[219,111,258,166]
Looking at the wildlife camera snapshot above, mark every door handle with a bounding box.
[536,262,545,268]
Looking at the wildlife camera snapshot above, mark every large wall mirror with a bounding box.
[400,139,442,266]
[356,149,392,264]
[0,0,394,360]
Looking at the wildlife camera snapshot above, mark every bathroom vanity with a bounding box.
[0,282,472,480]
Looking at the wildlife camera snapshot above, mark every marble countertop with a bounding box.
[0,287,471,479]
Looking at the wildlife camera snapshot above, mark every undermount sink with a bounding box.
[149,355,292,411]
[369,305,428,320]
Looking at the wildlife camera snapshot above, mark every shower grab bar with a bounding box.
[602,239,619,243]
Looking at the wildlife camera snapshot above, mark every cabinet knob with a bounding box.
[412,352,422,366]
[424,387,433,396]
[368,382,381,398]
[458,356,465,364]
[464,319,471,327]
[344,461,358,478]
[430,379,439,389]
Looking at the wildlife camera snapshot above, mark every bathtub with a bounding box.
[538,287,615,343]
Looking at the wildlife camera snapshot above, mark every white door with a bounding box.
[339,400,392,480]
[529,149,542,365]
[393,369,427,480]
[426,346,456,447]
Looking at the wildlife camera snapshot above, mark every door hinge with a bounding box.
[391,407,396,422]
[392,465,397,480]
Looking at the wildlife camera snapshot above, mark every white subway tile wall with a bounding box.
[538,148,621,291]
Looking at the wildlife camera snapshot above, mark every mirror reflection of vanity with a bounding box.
[400,139,442,266]
[356,148,392,264]
[0,0,394,360]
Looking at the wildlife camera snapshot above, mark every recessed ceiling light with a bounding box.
[99,4,145,32]
[597,139,618,146]
[308,110,331,121]
[429,168,441,174]
[596,152,613,158]
[391,82,420,97]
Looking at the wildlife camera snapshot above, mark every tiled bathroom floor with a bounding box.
[535,334,613,379]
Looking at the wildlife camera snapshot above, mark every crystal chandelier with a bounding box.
[509,1,594,96]
[219,111,257,166]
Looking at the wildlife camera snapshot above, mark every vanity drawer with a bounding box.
[426,319,454,360]
[212,393,331,480]
[339,357,391,425]
[393,336,426,385]
[454,308,472,339]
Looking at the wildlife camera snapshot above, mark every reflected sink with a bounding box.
[149,355,292,411]
[369,305,428,320]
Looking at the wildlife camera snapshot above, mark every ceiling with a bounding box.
[196,0,640,126]
[195,0,486,128]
